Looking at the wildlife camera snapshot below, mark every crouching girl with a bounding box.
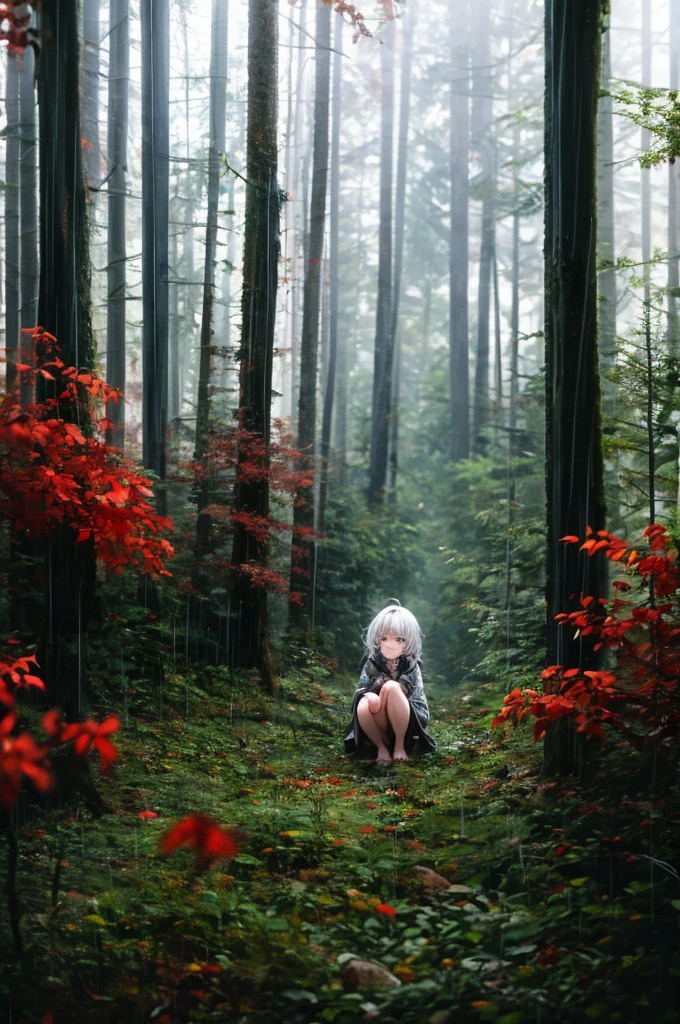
[344,600,436,762]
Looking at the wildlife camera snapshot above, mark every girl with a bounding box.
[344,600,436,762]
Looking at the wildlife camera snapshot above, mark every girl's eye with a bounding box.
[380,636,406,645]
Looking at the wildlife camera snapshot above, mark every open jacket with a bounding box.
[344,651,436,757]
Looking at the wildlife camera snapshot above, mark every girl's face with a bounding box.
[379,633,407,661]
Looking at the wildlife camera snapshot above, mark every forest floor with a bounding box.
[1,663,680,1024]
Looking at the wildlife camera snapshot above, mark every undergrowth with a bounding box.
[1,666,679,1023]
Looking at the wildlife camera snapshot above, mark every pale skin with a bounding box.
[356,635,412,763]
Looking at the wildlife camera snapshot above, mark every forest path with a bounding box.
[2,669,676,1023]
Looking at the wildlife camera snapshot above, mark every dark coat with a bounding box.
[344,651,436,757]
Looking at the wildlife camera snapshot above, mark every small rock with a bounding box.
[342,960,402,991]
[429,1012,452,1024]
[413,865,451,892]
[447,883,474,894]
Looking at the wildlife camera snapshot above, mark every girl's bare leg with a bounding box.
[357,693,392,762]
[381,681,411,761]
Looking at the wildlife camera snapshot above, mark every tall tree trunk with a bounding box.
[450,0,470,462]
[544,0,607,775]
[670,0,680,357]
[597,24,616,402]
[229,0,279,688]
[289,0,331,629]
[168,197,180,427]
[82,0,101,209]
[106,0,129,451]
[641,0,651,312]
[492,236,502,425]
[318,10,342,538]
[141,0,169,508]
[37,0,96,714]
[472,0,494,452]
[19,44,37,409]
[194,0,229,548]
[386,3,414,494]
[5,52,20,395]
[290,0,309,438]
[368,18,395,503]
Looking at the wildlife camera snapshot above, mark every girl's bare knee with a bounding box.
[382,680,406,698]
[359,693,381,715]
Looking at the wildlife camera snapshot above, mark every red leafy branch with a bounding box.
[493,524,680,753]
[0,655,121,809]
[1,328,174,578]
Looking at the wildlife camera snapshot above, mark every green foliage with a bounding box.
[609,81,680,168]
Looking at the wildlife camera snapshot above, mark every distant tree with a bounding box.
[194,0,229,548]
[229,0,280,688]
[289,0,331,628]
[5,50,19,395]
[140,0,169,506]
[471,0,494,452]
[450,0,470,462]
[387,3,414,492]
[318,10,343,538]
[543,0,607,774]
[106,0,129,450]
[597,22,616,398]
[668,0,680,354]
[368,18,395,503]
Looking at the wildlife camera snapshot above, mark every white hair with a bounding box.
[363,604,423,661]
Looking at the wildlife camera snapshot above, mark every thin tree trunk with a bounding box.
[289,0,331,628]
[141,0,169,505]
[641,0,651,312]
[368,18,395,503]
[19,44,37,409]
[291,0,309,438]
[230,0,279,689]
[318,10,342,538]
[472,0,494,452]
[83,0,101,208]
[194,0,229,548]
[386,3,414,494]
[168,202,180,426]
[492,235,502,424]
[106,0,129,450]
[450,0,470,462]
[669,0,680,357]
[5,52,20,395]
[597,24,616,398]
[543,0,607,775]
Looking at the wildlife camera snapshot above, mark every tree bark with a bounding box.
[368,18,395,503]
[289,0,331,628]
[194,0,229,548]
[106,0,129,451]
[543,0,607,775]
[5,51,20,395]
[450,0,470,462]
[229,0,280,689]
[141,0,169,506]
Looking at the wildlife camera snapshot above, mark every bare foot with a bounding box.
[392,749,409,762]
[376,747,392,763]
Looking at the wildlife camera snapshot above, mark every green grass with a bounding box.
[1,666,680,1023]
